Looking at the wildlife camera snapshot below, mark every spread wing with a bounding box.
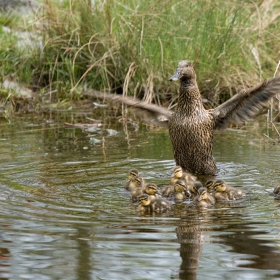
[211,76,280,130]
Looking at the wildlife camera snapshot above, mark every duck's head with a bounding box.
[145,183,160,195]
[174,179,191,197]
[205,180,216,192]
[128,169,139,181]
[173,166,183,179]
[138,194,151,206]
[169,60,196,82]
[197,187,208,201]
[192,181,203,194]
[134,176,144,188]
[210,180,227,193]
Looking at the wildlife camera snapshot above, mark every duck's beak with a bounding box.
[169,72,180,81]
[156,190,161,196]
[185,190,191,197]
[198,195,202,201]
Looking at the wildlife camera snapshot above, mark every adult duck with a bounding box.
[169,60,280,175]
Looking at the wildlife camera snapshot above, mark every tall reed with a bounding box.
[1,0,280,106]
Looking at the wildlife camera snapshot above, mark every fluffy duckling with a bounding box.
[130,176,145,202]
[210,180,246,201]
[273,185,280,198]
[124,169,140,191]
[161,183,175,198]
[160,179,178,197]
[144,183,161,200]
[131,181,161,202]
[161,178,189,198]
[193,187,215,207]
[205,180,216,192]
[137,194,171,213]
[170,166,196,185]
[187,180,204,196]
[174,179,192,202]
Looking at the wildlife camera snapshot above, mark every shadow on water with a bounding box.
[0,104,280,279]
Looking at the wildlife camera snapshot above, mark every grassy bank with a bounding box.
[0,0,280,107]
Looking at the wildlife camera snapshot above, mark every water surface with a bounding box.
[0,106,280,279]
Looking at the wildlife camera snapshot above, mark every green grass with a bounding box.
[0,0,280,106]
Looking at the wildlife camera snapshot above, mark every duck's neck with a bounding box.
[178,78,205,114]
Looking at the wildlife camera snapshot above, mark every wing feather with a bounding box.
[211,76,280,129]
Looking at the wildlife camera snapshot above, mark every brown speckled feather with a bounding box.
[211,77,280,129]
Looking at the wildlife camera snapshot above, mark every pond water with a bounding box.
[0,104,280,280]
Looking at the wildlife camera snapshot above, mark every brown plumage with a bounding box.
[137,194,171,213]
[169,60,280,175]
[170,166,196,185]
[124,169,140,191]
[210,180,246,201]
[131,182,161,202]
[193,187,215,207]
[174,179,191,201]
[144,183,161,200]
[130,176,145,202]
[204,180,216,192]
[273,184,280,198]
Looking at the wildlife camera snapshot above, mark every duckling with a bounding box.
[210,180,246,201]
[161,184,174,198]
[170,166,196,185]
[273,184,280,198]
[131,181,161,202]
[130,176,145,202]
[205,180,216,192]
[137,194,151,212]
[161,178,188,198]
[150,197,171,212]
[169,60,280,175]
[137,194,171,213]
[187,180,204,197]
[124,169,139,191]
[193,187,215,207]
[144,183,161,200]
[174,179,191,202]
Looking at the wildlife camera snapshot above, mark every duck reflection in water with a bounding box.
[174,211,204,280]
